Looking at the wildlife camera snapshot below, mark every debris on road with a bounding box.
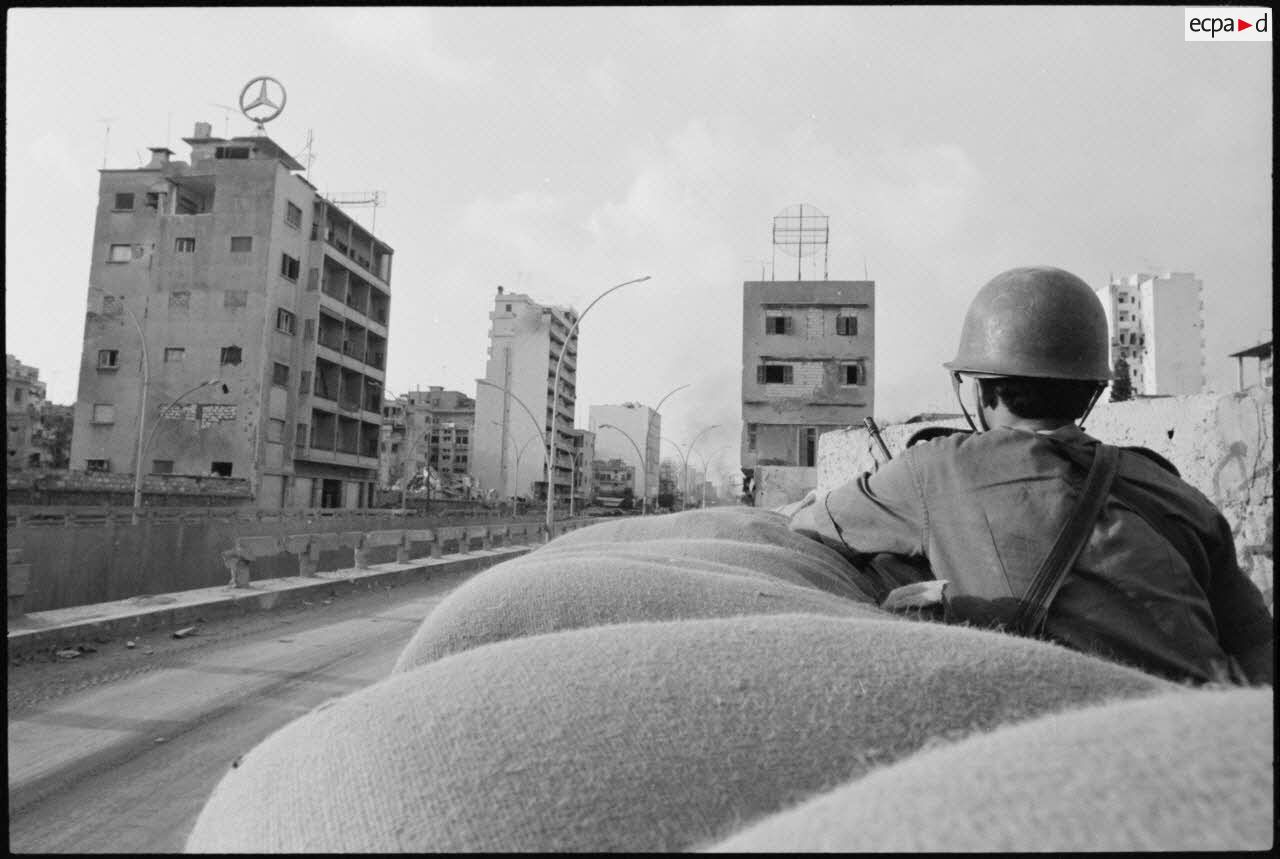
[172,627,198,639]
[55,649,81,660]
[125,640,136,649]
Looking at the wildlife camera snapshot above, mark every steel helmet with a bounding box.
[944,266,1112,381]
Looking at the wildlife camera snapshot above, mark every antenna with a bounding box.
[97,117,118,169]
[772,203,829,281]
[293,129,317,181]
[326,190,387,232]
[210,103,237,138]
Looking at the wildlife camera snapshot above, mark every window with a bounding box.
[215,146,250,159]
[108,243,133,263]
[299,370,312,394]
[303,318,315,341]
[272,362,290,387]
[280,253,300,281]
[758,364,793,384]
[175,237,196,253]
[295,423,307,449]
[91,403,116,424]
[844,363,866,386]
[747,423,757,451]
[267,419,286,443]
[145,192,160,210]
[151,460,174,474]
[505,303,513,311]
[390,442,400,453]
[210,461,233,477]
[285,202,302,229]
[164,347,185,363]
[230,236,253,253]
[1120,349,1129,359]
[276,308,297,335]
[220,345,242,365]
[97,349,119,369]
[765,316,793,335]
[86,459,110,472]
[836,315,858,336]
[803,427,817,468]
[12,389,20,404]
[113,193,135,211]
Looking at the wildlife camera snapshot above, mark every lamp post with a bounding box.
[134,377,228,521]
[545,275,650,538]
[598,423,648,515]
[493,421,538,512]
[675,424,720,510]
[692,444,734,508]
[477,378,550,532]
[661,437,688,510]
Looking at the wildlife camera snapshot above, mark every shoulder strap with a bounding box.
[1013,443,1121,637]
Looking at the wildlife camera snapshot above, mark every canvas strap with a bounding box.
[1013,443,1120,637]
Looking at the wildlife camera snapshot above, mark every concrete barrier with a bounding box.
[356,530,408,570]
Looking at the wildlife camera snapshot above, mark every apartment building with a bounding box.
[69,123,394,508]
[588,402,660,509]
[591,457,635,507]
[7,354,55,469]
[740,279,875,500]
[379,387,475,497]
[1095,272,1205,396]
[472,287,579,503]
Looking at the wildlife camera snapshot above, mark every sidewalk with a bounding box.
[7,545,532,662]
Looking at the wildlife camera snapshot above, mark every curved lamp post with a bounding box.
[545,275,650,537]
[598,422,648,515]
[677,424,720,510]
[661,437,688,510]
[477,377,550,529]
[692,444,735,508]
[492,420,538,509]
[135,377,229,521]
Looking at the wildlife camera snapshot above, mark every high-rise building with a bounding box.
[1096,272,1205,396]
[740,279,875,500]
[588,402,659,509]
[473,286,579,503]
[69,123,394,508]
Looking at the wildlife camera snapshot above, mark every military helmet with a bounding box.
[944,266,1112,381]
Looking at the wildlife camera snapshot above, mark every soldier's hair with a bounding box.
[978,377,1102,420]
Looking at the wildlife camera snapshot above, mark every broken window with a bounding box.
[86,459,110,472]
[230,236,253,253]
[175,237,196,253]
[836,316,858,336]
[220,346,242,365]
[758,364,793,384]
[276,308,297,335]
[97,349,119,369]
[280,253,300,281]
[210,461,233,477]
[765,316,794,335]
[108,244,133,263]
[285,202,303,229]
[113,193,135,211]
[844,363,866,386]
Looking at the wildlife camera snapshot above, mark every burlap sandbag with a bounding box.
[705,686,1273,852]
[186,613,1173,853]
[394,507,883,671]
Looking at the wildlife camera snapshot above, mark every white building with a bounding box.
[472,287,579,503]
[1096,272,1205,396]
[588,402,660,508]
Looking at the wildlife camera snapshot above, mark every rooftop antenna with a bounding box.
[772,203,829,281]
[326,190,386,233]
[210,103,237,138]
[293,129,317,181]
[97,117,118,169]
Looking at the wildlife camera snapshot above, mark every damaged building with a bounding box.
[740,279,875,506]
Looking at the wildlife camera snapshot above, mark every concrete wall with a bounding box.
[754,465,818,510]
[815,388,1273,610]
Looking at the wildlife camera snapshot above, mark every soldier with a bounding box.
[790,266,1273,686]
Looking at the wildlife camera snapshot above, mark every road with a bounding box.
[7,567,477,854]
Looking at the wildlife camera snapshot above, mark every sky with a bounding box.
[5,7,1273,485]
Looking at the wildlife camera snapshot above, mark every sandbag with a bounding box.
[705,686,1274,852]
[186,613,1173,853]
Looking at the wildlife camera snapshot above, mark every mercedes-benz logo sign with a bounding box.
[239,76,287,125]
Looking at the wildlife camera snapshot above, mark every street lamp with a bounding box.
[661,437,688,510]
[477,377,550,530]
[134,376,230,520]
[692,444,734,509]
[493,420,538,511]
[598,423,648,515]
[545,275,650,538]
[667,424,720,510]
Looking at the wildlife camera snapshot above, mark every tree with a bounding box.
[1111,356,1133,402]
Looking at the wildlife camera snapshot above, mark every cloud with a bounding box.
[317,8,488,85]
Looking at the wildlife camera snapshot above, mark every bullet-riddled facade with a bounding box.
[70,124,394,508]
[741,279,875,483]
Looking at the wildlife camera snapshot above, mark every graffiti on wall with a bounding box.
[158,403,238,429]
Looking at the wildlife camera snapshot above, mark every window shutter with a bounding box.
[757,365,766,384]
[783,365,794,384]
[785,316,794,334]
